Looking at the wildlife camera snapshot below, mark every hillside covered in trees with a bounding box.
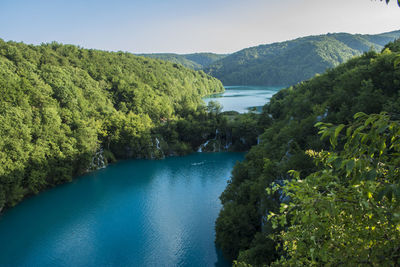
[205,30,400,86]
[0,39,226,211]
[137,52,227,70]
[215,39,400,266]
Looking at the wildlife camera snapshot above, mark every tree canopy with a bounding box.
[205,30,400,86]
[216,39,400,266]
[0,39,224,211]
[138,53,227,70]
[270,113,400,265]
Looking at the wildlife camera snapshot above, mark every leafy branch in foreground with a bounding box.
[269,113,400,266]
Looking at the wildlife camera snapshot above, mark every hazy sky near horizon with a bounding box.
[1,0,399,54]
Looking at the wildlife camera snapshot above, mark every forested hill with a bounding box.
[137,53,227,70]
[0,39,224,211]
[215,40,400,265]
[205,30,400,86]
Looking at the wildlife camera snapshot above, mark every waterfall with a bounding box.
[197,140,210,152]
[224,142,232,150]
[151,137,164,159]
[198,129,220,152]
[89,147,106,171]
[155,137,161,150]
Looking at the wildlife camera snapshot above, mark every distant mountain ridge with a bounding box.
[204,30,400,86]
[137,52,227,70]
[138,30,400,86]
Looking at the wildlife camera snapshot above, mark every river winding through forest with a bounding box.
[0,86,283,266]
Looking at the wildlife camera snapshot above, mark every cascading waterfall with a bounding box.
[197,129,220,152]
[155,137,161,150]
[89,147,106,171]
[224,130,232,150]
[224,142,232,150]
[197,140,211,152]
[151,137,164,158]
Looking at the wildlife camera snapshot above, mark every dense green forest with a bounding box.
[137,52,227,70]
[205,30,400,86]
[215,39,400,266]
[0,39,230,211]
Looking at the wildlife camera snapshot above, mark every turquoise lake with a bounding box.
[203,85,283,113]
[0,152,244,267]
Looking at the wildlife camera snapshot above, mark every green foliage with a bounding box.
[0,39,224,210]
[205,30,400,86]
[185,53,228,68]
[138,52,227,70]
[270,113,400,266]
[215,39,400,265]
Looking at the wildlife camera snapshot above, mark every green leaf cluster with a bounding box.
[216,39,400,265]
[270,113,400,266]
[0,39,224,210]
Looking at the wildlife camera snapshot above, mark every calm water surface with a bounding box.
[203,85,283,113]
[0,152,244,267]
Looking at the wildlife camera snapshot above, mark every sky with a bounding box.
[0,0,399,54]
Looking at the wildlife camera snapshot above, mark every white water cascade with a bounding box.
[197,129,219,152]
[224,142,232,150]
[197,140,210,152]
[89,147,106,171]
[151,137,164,159]
[155,137,161,150]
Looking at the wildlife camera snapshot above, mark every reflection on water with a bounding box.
[204,85,283,113]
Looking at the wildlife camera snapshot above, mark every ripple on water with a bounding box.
[0,152,244,267]
[203,85,283,113]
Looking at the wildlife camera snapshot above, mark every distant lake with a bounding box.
[203,85,283,113]
[0,152,244,267]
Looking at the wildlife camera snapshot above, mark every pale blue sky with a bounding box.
[0,0,399,53]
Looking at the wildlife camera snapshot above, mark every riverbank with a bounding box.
[0,39,225,212]
[0,107,262,215]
